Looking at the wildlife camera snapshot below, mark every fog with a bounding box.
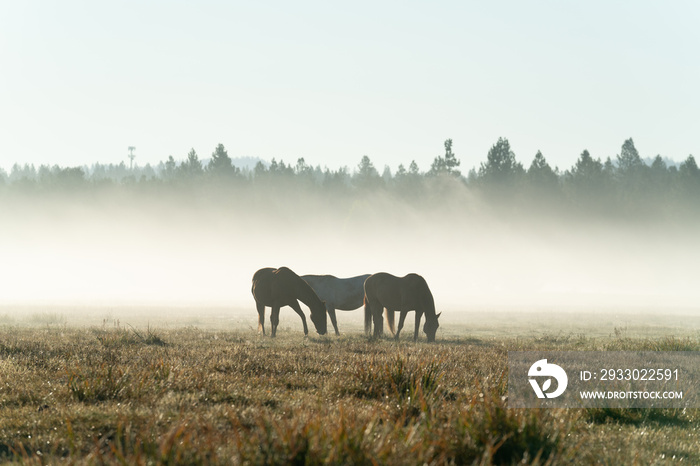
[2,186,698,330]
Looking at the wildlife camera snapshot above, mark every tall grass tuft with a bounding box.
[457,384,572,464]
[68,363,130,402]
[347,354,444,402]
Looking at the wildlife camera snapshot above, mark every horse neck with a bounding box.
[294,278,323,309]
[422,290,437,321]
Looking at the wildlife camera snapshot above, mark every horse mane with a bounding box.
[252,267,274,284]
[408,274,437,320]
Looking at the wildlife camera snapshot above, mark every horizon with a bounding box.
[0,141,690,176]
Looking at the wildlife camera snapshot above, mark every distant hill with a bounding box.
[643,156,679,168]
[199,157,267,171]
[232,157,267,170]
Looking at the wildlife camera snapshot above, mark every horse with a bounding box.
[363,272,441,342]
[301,274,371,336]
[251,267,328,337]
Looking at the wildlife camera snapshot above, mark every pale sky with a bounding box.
[2,1,699,174]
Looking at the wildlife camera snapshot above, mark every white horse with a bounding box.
[301,274,371,336]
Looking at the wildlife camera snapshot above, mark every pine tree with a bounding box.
[648,155,670,197]
[164,156,177,179]
[354,155,381,190]
[429,139,461,177]
[570,150,603,188]
[617,138,644,175]
[478,137,524,186]
[208,143,238,176]
[678,155,700,196]
[396,164,407,178]
[182,148,203,176]
[527,151,558,188]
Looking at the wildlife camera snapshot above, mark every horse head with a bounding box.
[423,311,441,342]
[310,301,328,335]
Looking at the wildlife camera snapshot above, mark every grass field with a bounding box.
[0,308,698,465]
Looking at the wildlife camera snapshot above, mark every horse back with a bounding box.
[304,274,371,309]
[365,272,432,312]
[364,273,403,310]
[252,267,301,305]
[271,267,303,297]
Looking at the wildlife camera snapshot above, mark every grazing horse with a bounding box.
[301,274,371,336]
[363,272,441,342]
[251,267,328,337]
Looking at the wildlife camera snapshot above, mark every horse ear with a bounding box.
[437,312,442,319]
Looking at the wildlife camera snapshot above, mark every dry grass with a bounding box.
[0,323,698,465]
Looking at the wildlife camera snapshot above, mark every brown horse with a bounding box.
[363,272,441,342]
[251,267,328,337]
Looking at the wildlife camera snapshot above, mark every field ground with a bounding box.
[0,306,698,464]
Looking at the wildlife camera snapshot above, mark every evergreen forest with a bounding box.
[2,137,698,220]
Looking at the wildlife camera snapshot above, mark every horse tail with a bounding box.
[364,295,372,335]
[386,310,395,336]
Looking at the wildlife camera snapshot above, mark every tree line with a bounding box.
[2,138,698,219]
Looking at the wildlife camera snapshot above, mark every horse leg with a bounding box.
[327,305,340,336]
[289,300,309,336]
[364,296,373,336]
[372,306,384,339]
[395,311,408,341]
[257,302,266,335]
[414,310,423,342]
[386,310,396,336]
[365,296,383,339]
[270,306,280,338]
